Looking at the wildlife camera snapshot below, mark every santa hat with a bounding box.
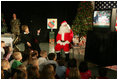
[61,21,67,25]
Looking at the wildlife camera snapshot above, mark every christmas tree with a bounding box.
[1,13,8,33]
[72,1,93,37]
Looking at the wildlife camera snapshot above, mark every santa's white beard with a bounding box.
[58,25,70,34]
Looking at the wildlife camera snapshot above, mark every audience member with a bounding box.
[22,48,31,62]
[4,46,13,61]
[50,63,57,78]
[1,59,11,79]
[12,64,27,79]
[28,58,39,70]
[97,67,108,79]
[38,50,47,71]
[68,68,81,79]
[38,50,47,65]
[27,65,40,79]
[40,64,55,79]
[56,59,66,79]
[29,50,38,59]
[46,53,58,67]
[1,41,5,59]
[17,64,27,72]
[66,58,77,78]
[79,61,91,79]
[11,52,22,69]
[10,58,15,68]
[11,52,22,77]
[22,49,37,66]
[12,69,27,79]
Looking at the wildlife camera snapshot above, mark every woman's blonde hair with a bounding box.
[40,64,55,79]
[68,68,81,79]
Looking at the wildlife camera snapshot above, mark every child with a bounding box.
[1,41,5,59]
[79,61,91,79]
[29,50,38,59]
[38,50,47,65]
[38,50,47,71]
[40,64,55,79]
[56,59,66,79]
[11,52,22,69]
[11,52,22,78]
[12,69,27,79]
[27,65,40,79]
[17,64,27,72]
[1,59,11,79]
[4,46,13,61]
[66,58,77,78]
[22,50,38,67]
[68,68,80,79]
[29,58,39,68]
[46,53,58,67]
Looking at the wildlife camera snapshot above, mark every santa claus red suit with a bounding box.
[55,21,73,60]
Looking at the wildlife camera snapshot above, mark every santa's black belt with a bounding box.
[61,40,66,42]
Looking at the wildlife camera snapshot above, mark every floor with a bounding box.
[40,43,117,79]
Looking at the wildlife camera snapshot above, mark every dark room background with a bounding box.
[1,1,80,42]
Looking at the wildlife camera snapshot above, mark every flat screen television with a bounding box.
[93,10,111,28]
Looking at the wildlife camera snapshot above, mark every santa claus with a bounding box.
[55,21,73,60]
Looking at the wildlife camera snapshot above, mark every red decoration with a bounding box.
[61,21,67,25]
[115,17,117,31]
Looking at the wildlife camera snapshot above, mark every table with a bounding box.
[1,33,15,49]
[71,45,85,60]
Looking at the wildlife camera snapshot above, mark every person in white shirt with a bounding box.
[38,50,47,65]
[38,50,48,71]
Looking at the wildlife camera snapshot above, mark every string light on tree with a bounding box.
[72,1,93,37]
